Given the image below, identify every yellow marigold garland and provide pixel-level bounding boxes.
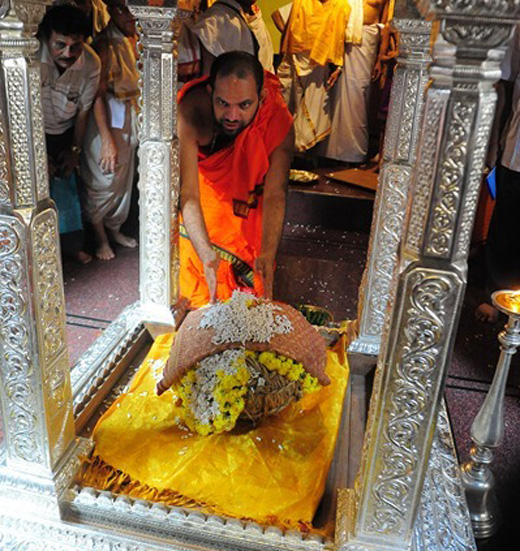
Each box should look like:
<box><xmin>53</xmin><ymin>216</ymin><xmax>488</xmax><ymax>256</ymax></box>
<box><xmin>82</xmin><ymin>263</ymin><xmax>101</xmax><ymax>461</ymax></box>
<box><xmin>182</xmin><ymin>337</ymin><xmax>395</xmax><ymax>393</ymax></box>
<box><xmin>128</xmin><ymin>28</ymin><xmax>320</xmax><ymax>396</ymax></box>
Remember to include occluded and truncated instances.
<box><xmin>176</xmin><ymin>350</ymin><xmax>321</xmax><ymax>436</ymax></box>
<box><xmin>256</xmin><ymin>351</ymin><xmax>321</xmax><ymax>394</ymax></box>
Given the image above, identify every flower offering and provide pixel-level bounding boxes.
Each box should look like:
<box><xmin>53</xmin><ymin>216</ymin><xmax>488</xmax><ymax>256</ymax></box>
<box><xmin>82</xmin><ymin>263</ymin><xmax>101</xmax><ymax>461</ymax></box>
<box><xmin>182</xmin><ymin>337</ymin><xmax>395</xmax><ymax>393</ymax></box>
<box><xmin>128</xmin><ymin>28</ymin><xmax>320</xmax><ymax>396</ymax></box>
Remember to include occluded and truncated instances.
<box><xmin>156</xmin><ymin>291</ymin><xmax>329</xmax><ymax>435</ymax></box>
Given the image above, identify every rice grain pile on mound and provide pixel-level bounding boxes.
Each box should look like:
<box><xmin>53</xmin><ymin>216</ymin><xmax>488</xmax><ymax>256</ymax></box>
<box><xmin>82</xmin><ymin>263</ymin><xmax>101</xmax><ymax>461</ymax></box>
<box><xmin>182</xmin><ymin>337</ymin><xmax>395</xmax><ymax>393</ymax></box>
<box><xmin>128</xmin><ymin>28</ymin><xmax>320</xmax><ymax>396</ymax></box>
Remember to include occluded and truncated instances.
<box><xmin>156</xmin><ymin>291</ymin><xmax>329</xmax><ymax>435</ymax></box>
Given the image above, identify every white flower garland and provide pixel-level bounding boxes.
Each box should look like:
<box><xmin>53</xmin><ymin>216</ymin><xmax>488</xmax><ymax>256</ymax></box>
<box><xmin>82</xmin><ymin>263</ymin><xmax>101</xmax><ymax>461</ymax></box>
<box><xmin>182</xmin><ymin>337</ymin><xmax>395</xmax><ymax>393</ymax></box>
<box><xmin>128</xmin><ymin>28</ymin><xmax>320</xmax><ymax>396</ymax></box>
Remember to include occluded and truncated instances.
<box><xmin>186</xmin><ymin>349</ymin><xmax>244</xmax><ymax>426</ymax></box>
<box><xmin>199</xmin><ymin>291</ymin><xmax>293</xmax><ymax>345</ymax></box>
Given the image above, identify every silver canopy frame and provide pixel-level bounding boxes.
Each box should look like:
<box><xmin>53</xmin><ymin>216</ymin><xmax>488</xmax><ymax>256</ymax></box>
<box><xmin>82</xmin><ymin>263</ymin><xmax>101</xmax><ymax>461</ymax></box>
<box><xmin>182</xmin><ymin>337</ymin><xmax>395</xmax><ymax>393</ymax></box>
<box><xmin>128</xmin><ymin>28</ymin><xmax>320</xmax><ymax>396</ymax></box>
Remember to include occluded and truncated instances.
<box><xmin>0</xmin><ymin>0</ymin><xmax>515</xmax><ymax>548</ymax></box>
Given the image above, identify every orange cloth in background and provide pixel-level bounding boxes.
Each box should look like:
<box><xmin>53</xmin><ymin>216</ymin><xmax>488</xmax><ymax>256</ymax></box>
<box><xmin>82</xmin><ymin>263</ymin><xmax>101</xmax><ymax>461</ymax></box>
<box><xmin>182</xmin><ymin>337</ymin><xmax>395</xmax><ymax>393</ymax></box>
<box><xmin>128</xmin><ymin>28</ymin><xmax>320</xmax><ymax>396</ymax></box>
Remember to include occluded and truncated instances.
<box><xmin>84</xmin><ymin>333</ymin><xmax>349</xmax><ymax>531</ymax></box>
<box><xmin>281</xmin><ymin>0</ymin><xmax>351</xmax><ymax>67</ymax></box>
<box><xmin>178</xmin><ymin>73</ymin><xmax>293</xmax><ymax>307</ymax></box>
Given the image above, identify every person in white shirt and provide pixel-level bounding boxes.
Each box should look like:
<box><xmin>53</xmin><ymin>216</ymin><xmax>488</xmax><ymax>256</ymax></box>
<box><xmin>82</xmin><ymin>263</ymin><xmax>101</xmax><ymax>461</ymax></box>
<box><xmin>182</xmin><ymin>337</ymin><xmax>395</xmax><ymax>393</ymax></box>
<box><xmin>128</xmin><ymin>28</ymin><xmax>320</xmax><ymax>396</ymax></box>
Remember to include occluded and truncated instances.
<box><xmin>38</xmin><ymin>4</ymin><xmax>101</xmax><ymax>264</ymax></box>
<box><xmin>188</xmin><ymin>0</ymin><xmax>274</xmax><ymax>75</ymax></box>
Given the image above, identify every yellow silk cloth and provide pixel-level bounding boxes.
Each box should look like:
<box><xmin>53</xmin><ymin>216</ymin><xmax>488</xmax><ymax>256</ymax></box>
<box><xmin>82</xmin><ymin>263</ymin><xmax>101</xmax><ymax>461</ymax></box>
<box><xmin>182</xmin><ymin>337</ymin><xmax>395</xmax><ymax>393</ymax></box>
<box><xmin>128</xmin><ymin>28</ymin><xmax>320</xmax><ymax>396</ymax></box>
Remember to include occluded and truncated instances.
<box><xmin>82</xmin><ymin>333</ymin><xmax>349</xmax><ymax>531</ymax></box>
<box><xmin>281</xmin><ymin>0</ymin><xmax>351</xmax><ymax>67</ymax></box>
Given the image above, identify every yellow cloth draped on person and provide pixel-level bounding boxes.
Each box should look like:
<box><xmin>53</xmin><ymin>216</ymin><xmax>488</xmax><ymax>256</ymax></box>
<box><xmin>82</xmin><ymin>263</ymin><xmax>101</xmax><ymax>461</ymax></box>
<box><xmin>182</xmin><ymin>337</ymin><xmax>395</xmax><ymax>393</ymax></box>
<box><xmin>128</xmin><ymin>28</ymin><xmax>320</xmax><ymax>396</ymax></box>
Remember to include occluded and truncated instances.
<box><xmin>81</xmin><ymin>333</ymin><xmax>349</xmax><ymax>531</ymax></box>
<box><xmin>281</xmin><ymin>0</ymin><xmax>351</xmax><ymax>67</ymax></box>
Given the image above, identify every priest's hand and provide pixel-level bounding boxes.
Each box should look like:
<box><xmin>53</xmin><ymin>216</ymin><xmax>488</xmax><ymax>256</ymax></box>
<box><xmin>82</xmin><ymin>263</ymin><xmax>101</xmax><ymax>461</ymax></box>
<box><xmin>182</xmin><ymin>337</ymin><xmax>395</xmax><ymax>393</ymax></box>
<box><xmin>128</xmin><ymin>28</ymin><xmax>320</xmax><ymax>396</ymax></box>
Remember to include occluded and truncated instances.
<box><xmin>203</xmin><ymin>249</ymin><xmax>220</xmax><ymax>303</ymax></box>
<box><xmin>255</xmin><ymin>254</ymin><xmax>274</xmax><ymax>300</ymax></box>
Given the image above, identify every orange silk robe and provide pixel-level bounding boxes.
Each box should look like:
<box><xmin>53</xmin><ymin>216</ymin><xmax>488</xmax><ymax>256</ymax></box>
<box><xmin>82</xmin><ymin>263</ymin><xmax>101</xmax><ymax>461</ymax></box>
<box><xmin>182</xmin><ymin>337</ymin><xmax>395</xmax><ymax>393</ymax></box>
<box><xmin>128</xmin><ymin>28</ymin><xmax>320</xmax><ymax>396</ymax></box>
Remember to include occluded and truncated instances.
<box><xmin>178</xmin><ymin>73</ymin><xmax>293</xmax><ymax>308</ymax></box>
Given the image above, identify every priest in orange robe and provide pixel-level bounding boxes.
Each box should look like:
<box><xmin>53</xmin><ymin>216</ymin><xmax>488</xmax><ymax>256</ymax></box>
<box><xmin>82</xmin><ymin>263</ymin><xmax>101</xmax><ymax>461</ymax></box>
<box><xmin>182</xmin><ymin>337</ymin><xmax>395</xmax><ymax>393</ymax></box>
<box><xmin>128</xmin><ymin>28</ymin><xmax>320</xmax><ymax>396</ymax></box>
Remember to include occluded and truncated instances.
<box><xmin>178</xmin><ymin>51</ymin><xmax>294</xmax><ymax>308</ymax></box>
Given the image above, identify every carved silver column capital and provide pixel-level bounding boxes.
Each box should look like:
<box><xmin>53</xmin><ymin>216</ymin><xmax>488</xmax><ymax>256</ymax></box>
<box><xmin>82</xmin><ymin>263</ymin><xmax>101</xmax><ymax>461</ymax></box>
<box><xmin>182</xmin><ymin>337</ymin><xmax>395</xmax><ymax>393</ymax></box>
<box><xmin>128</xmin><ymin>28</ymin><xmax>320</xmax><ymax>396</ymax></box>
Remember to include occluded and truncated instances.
<box><xmin>0</xmin><ymin>0</ymin><xmax>48</xmax><ymax>47</ymax></box>
<box><xmin>0</xmin><ymin>0</ymin><xmax>50</xmax><ymax>207</ymax></box>
<box><xmin>404</xmin><ymin>26</ymin><xmax>513</xmax><ymax>265</ymax></box>
<box><xmin>418</xmin><ymin>0</ymin><xmax>520</xmax><ymax>18</ymax></box>
<box><xmin>393</xmin><ymin>18</ymin><xmax>432</xmax><ymax>58</ymax></box>
<box><xmin>12</xmin><ymin>0</ymin><xmax>47</xmax><ymax>36</ymax></box>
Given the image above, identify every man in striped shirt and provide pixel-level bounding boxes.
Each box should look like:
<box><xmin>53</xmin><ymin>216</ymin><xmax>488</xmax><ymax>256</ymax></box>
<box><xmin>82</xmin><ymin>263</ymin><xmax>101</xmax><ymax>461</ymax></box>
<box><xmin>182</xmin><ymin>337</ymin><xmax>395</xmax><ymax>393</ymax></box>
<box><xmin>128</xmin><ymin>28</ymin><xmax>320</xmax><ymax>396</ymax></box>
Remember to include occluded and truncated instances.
<box><xmin>38</xmin><ymin>4</ymin><xmax>101</xmax><ymax>263</ymax></box>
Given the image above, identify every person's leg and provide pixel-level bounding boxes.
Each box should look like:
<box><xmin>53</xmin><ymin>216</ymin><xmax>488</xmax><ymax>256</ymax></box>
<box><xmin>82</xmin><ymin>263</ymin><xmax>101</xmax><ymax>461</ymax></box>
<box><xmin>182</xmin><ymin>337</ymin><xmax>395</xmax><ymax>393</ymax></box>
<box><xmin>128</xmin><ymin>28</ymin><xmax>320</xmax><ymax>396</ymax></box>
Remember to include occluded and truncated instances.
<box><xmin>60</xmin><ymin>230</ymin><xmax>92</xmax><ymax>264</ymax></box>
<box><xmin>47</xmin><ymin>130</ymin><xmax>92</xmax><ymax>265</ymax></box>
<box><xmin>319</xmin><ymin>25</ymin><xmax>380</xmax><ymax>163</ymax></box>
<box><xmin>107</xmin><ymin>227</ymin><xmax>137</xmax><ymax>248</ymax></box>
<box><xmin>92</xmin><ymin>221</ymin><xmax>115</xmax><ymax>260</ymax></box>
<box><xmin>103</xmin><ymin>108</ymin><xmax>138</xmax><ymax>251</ymax></box>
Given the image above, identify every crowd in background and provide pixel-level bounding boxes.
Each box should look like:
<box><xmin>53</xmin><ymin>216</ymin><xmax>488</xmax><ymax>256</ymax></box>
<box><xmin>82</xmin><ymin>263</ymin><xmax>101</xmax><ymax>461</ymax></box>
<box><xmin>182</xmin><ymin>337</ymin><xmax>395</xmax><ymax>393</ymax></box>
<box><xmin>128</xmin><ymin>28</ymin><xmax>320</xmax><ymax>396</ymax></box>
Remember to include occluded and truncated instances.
<box><xmin>40</xmin><ymin>0</ymin><xmax>397</xmax><ymax>266</ymax></box>
<box><xmin>40</xmin><ymin>0</ymin><xmax>138</xmax><ymax>263</ymax></box>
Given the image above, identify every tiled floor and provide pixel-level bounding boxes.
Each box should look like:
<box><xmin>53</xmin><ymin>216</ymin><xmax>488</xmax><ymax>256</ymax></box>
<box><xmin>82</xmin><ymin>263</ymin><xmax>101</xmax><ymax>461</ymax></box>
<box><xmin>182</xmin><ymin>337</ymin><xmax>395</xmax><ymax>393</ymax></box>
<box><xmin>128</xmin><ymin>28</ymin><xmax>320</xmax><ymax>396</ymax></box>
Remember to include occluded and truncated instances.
<box><xmin>62</xmin><ymin>169</ymin><xmax>520</xmax><ymax>548</ymax></box>
<box><xmin>63</xmin><ymin>245</ymin><xmax>139</xmax><ymax>365</ymax></box>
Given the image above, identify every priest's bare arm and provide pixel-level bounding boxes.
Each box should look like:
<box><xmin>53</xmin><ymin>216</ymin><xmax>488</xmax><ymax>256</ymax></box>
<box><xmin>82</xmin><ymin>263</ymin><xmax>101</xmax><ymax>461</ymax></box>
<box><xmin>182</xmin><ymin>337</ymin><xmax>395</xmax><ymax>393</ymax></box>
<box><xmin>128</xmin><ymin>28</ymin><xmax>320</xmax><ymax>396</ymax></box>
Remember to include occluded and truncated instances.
<box><xmin>256</xmin><ymin>125</ymin><xmax>295</xmax><ymax>299</ymax></box>
<box><xmin>178</xmin><ymin>95</ymin><xmax>220</xmax><ymax>303</ymax></box>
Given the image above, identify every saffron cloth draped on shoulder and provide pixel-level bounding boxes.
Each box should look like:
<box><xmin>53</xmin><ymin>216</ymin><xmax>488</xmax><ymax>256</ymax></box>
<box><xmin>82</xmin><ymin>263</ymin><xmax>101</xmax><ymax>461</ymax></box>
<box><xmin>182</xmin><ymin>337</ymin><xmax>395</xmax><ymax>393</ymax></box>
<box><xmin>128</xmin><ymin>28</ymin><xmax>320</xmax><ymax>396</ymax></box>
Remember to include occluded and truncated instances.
<box><xmin>177</xmin><ymin>73</ymin><xmax>293</xmax><ymax>308</ymax></box>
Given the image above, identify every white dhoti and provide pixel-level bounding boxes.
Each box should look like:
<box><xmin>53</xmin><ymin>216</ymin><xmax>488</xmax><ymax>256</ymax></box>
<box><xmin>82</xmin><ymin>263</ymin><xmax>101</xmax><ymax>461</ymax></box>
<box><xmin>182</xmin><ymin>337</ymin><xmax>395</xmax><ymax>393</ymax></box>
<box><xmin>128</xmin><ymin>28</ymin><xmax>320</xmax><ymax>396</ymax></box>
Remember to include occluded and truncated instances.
<box><xmin>320</xmin><ymin>24</ymin><xmax>380</xmax><ymax>163</ymax></box>
<box><xmin>278</xmin><ymin>53</ymin><xmax>331</xmax><ymax>152</ymax></box>
<box><xmin>81</xmin><ymin>99</ymin><xmax>137</xmax><ymax>230</ymax></box>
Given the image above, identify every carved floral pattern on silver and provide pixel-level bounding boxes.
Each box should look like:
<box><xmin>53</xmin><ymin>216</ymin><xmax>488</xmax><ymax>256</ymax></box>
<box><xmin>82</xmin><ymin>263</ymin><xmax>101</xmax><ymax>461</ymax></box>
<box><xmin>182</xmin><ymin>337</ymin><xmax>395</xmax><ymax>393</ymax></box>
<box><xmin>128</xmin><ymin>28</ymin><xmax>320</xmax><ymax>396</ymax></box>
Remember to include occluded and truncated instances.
<box><xmin>0</xmin><ymin>217</ymin><xmax>43</xmax><ymax>464</ymax></box>
<box><xmin>5</xmin><ymin>65</ymin><xmax>33</xmax><ymax>206</ymax></box>
<box><xmin>367</xmin><ymin>271</ymin><xmax>454</xmax><ymax>535</ymax></box>
<box><xmin>350</xmin><ymin>17</ymin><xmax>432</xmax><ymax>356</ymax></box>
<box><xmin>139</xmin><ymin>143</ymin><xmax>168</xmax><ymax>306</ymax></box>
<box><xmin>362</xmin><ymin>165</ymin><xmax>410</xmax><ymax>340</ymax></box>
<box><xmin>456</xmin><ymin>98</ymin><xmax>495</xmax><ymax>259</ymax></box>
<box><xmin>32</xmin><ymin>210</ymin><xmax>67</xmax><ymax>364</ymax></box>
<box><xmin>414</xmin><ymin>404</ymin><xmax>477</xmax><ymax>551</ymax></box>
<box><xmin>381</xmin><ymin>66</ymin><xmax>404</xmax><ymax>161</ymax></box>
<box><xmin>393</xmin><ymin>18</ymin><xmax>432</xmax><ymax>56</ymax></box>
<box><xmin>397</xmin><ymin>70</ymin><xmax>421</xmax><ymax>161</ymax></box>
<box><xmin>132</xmin><ymin>5</ymin><xmax>178</xmax><ymax>315</ymax></box>
<box><xmin>406</xmin><ymin>91</ymin><xmax>447</xmax><ymax>254</ymax></box>
<box><xmin>426</xmin><ymin>100</ymin><xmax>473</xmax><ymax>258</ymax></box>
<box><xmin>28</xmin><ymin>64</ymin><xmax>49</xmax><ymax>201</ymax></box>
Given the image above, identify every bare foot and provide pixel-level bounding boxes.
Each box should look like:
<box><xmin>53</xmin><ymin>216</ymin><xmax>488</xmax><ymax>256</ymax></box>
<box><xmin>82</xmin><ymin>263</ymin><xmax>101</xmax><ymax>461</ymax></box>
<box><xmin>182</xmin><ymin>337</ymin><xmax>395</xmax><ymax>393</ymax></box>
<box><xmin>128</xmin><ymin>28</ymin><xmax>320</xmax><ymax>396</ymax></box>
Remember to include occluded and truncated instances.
<box><xmin>96</xmin><ymin>242</ymin><xmax>115</xmax><ymax>261</ymax></box>
<box><xmin>475</xmin><ymin>303</ymin><xmax>498</xmax><ymax>323</ymax></box>
<box><xmin>72</xmin><ymin>250</ymin><xmax>92</xmax><ymax>265</ymax></box>
<box><xmin>110</xmin><ymin>230</ymin><xmax>137</xmax><ymax>248</ymax></box>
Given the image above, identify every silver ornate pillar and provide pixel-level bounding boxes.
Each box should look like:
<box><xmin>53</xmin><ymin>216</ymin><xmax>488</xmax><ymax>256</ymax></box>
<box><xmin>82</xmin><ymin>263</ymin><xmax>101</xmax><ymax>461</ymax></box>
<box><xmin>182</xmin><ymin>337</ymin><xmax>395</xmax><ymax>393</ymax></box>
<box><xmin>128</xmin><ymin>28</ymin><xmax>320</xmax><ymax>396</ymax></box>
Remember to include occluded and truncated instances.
<box><xmin>349</xmin><ymin>0</ymin><xmax>432</xmax><ymax>356</ymax></box>
<box><xmin>0</xmin><ymin>0</ymin><xmax>91</xmax><ymax>516</ymax></box>
<box><xmin>340</xmin><ymin>1</ymin><xmax>518</xmax><ymax>549</ymax></box>
<box><xmin>130</xmin><ymin>0</ymin><xmax>180</xmax><ymax>326</ymax></box>
<box><xmin>0</xmin><ymin>0</ymin><xmax>482</xmax><ymax>547</ymax></box>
